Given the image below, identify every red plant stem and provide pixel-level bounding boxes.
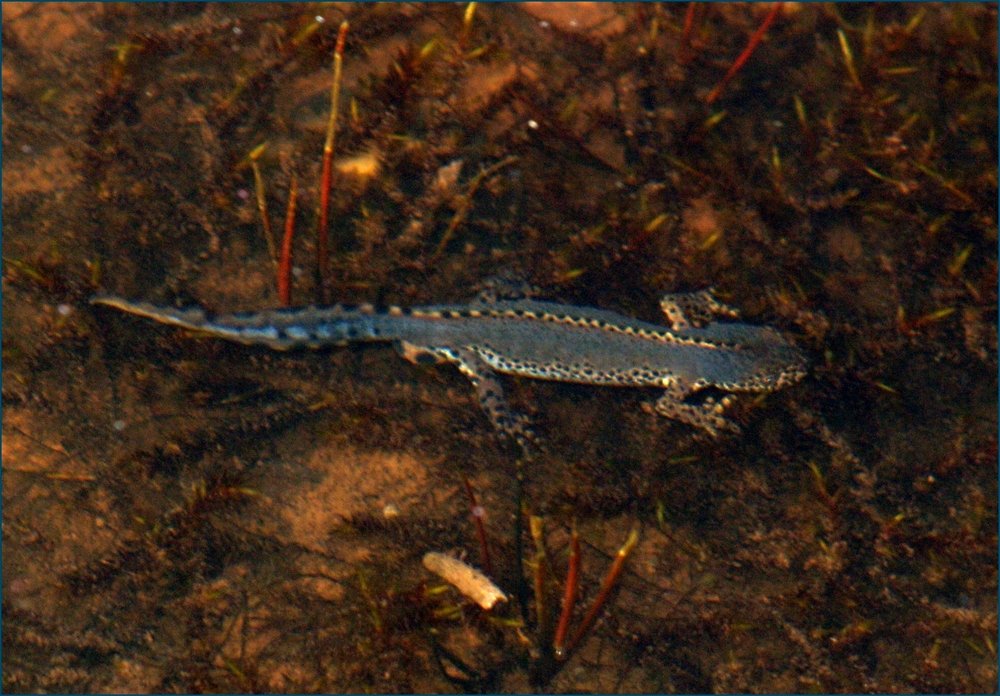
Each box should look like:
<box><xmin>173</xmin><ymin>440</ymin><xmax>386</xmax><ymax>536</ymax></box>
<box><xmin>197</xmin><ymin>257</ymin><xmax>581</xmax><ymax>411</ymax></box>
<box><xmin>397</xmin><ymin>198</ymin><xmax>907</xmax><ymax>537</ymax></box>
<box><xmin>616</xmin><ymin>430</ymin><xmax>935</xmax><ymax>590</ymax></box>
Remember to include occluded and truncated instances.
<box><xmin>316</xmin><ymin>20</ymin><xmax>349</xmax><ymax>303</ymax></box>
<box><xmin>316</xmin><ymin>154</ymin><xmax>332</xmax><ymax>302</ymax></box>
<box><xmin>679</xmin><ymin>2</ymin><xmax>697</xmax><ymax>65</ymax></box>
<box><xmin>553</xmin><ymin>528</ymin><xmax>581</xmax><ymax>659</ymax></box>
<box><xmin>463</xmin><ymin>477</ymin><xmax>492</xmax><ymax>576</ymax></box>
<box><xmin>705</xmin><ymin>2</ymin><xmax>783</xmax><ymax>105</ymax></box>
<box><xmin>565</xmin><ymin>527</ymin><xmax>639</xmax><ymax>658</ymax></box>
<box><xmin>278</xmin><ymin>175</ymin><xmax>297</xmax><ymax>307</ymax></box>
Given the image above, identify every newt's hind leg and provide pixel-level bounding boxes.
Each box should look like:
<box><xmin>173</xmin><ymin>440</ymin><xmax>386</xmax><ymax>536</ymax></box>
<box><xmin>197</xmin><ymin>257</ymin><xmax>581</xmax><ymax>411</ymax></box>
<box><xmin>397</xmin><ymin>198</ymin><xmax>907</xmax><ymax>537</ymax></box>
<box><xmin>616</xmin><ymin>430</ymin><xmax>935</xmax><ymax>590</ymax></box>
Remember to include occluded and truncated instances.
<box><xmin>652</xmin><ymin>381</ymin><xmax>739</xmax><ymax>437</ymax></box>
<box><xmin>398</xmin><ymin>341</ymin><xmax>535</xmax><ymax>448</ymax></box>
<box><xmin>659</xmin><ymin>288</ymin><xmax>740</xmax><ymax>330</ymax></box>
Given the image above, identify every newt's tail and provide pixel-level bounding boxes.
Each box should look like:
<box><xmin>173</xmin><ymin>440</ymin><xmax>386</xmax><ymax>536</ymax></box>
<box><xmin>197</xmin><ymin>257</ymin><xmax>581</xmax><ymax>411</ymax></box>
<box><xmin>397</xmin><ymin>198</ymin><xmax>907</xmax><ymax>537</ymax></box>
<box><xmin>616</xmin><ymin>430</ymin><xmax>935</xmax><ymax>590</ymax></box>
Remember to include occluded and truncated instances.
<box><xmin>90</xmin><ymin>295</ymin><xmax>387</xmax><ymax>350</ymax></box>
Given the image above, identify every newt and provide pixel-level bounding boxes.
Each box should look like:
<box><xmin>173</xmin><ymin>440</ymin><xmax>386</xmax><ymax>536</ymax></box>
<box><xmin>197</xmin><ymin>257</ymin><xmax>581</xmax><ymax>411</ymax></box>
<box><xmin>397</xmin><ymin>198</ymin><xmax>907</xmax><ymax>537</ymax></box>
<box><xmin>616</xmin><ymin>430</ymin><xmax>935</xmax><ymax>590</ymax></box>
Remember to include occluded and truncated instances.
<box><xmin>91</xmin><ymin>288</ymin><xmax>806</xmax><ymax>441</ymax></box>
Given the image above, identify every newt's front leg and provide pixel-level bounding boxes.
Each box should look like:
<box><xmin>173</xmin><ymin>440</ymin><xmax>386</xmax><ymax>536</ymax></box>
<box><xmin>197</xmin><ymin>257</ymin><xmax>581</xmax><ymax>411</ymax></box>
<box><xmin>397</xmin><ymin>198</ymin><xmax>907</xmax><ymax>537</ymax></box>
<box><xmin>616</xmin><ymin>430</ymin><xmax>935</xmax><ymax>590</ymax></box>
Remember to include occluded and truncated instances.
<box><xmin>659</xmin><ymin>288</ymin><xmax>740</xmax><ymax>330</ymax></box>
<box><xmin>652</xmin><ymin>380</ymin><xmax>738</xmax><ymax>437</ymax></box>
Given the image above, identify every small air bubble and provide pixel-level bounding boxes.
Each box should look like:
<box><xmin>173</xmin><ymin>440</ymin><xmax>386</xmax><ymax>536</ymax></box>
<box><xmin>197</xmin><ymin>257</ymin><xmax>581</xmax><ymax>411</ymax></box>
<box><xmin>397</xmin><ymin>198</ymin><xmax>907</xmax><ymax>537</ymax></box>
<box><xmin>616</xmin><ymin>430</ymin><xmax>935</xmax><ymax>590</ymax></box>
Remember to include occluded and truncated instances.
<box><xmin>315</xmin><ymin>15</ymin><xmax>325</xmax><ymax>23</ymax></box>
<box><xmin>471</xmin><ymin>505</ymin><xmax>486</xmax><ymax>519</ymax></box>
<box><xmin>232</xmin><ymin>25</ymin><xmax>243</xmax><ymax>35</ymax></box>
<box><xmin>56</xmin><ymin>303</ymin><xmax>72</xmax><ymax>316</ymax></box>
<box><xmin>112</xmin><ymin>419</ymin><xmax>126</xmax><ymax>432</ymax></box>
<box><xmin>236</xmin><ymin>188</ymin><xmax>250</xmax><ymax>201</ymax></box>
<box><xmin>527</xmin><ymin>119</ymin><xmax>539</xmax><ymax>130</ymax></box>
